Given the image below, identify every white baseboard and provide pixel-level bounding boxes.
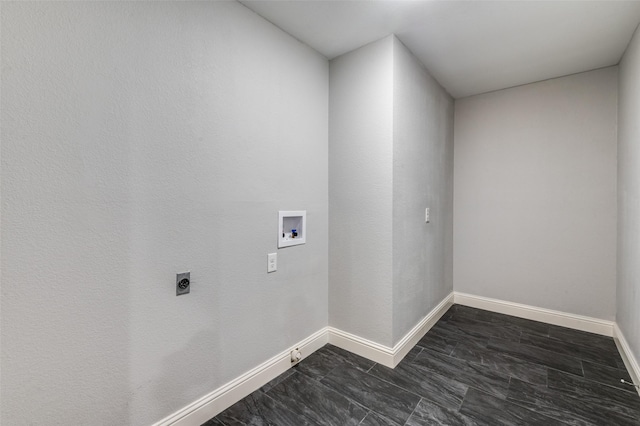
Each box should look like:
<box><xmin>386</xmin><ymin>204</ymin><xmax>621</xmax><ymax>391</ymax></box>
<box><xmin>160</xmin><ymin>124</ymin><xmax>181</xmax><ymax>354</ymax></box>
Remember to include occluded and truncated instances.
<box><xmin>328</xmin><ymin>292</ymin><xmax>454</xmax><ymax>368</ymax></box>
<box><xmin>451</xmin><ymin>292</ymin><xmax>639</xmax><ymax>395</ymax></box>
<box><xmin>160</xmin><ymin>291</ymin><xmax>631</xmax><ymax>425</ymax></box>
<box><xmin>152</xmin><ymin>291</ymin><xmax>636</xmax><ymax>426</ymax></box>
<box><xmin>389</xmin><ymin>292</ymin><xmax>455</xmax><ymax>367</ymax></box>
<box><xmin>326</xmin><ymin>327</ymin><xmax>395</xmax><ymax>367</ymax></box>
<box><xmin>152</xmin><ymin>292</ymin><xmax>454</xmax><ymax>425</ymax></box>
<box><xmin>153</xmin><ymin>327</ymin><xmax>328</xmax><ymax>426</ymax></box>
<box><xmin>613</xmin><ymin>323</ymin><xmax>640</xmax><ymax>397</ymax></box>
<box><xmin>453</xmin><ymin>292</ymin><xmax>614</xmax><ymax>337</ymax></box>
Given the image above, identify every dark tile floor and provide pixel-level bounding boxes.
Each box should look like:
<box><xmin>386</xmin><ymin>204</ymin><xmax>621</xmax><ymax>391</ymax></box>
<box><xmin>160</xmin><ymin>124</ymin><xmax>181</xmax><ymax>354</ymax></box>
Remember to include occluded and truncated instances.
<box><xmin>203</xmin><ymin>304</ymin><xmax>640</xmax><ymax>425</ymax></box>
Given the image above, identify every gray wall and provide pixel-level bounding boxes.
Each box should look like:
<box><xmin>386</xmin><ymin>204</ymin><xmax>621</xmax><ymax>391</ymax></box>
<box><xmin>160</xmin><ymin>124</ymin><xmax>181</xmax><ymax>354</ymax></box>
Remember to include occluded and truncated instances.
<box><xmin>329</xmin><ymin>36</ymin><xmax>395</xmax><ymax>346</ymax></box>
<box><xmin>392</xmin><ymin>39</ymin><xmax>454</xmax><ymax>345</ymax></box>
<box><xmin>453</xmin><ymin>67</ymin><xmax>618</xmax><ymax>320</ymax></box>
<box><xmin>618</xmin><ymin>26</ymin><xmax>640</xmax><ymax>361</ymax></box>
<box><xmin>329</xmin><ymin>36</ymin><xmax>454</xmax><ymax>348</ymax></box>
<box><xmin>1</xmin><ymin>2</ymin><xmax>328</xmax><ymax>425</ymax></box>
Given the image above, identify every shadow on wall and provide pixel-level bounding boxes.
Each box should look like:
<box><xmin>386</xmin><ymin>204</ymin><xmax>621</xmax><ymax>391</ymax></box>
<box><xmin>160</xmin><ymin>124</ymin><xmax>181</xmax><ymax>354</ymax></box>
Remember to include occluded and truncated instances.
<box><xmin>150</xmin><ymin>329</ymin><xmax>222</xmax><ymax>423</ymax></box>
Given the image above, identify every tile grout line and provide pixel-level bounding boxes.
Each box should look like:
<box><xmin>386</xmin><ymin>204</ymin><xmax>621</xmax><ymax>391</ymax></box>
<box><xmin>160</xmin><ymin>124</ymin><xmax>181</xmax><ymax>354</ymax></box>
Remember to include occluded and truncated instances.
<box><xmin>418</xmin><ymin>344</ymin><xmax>512</xmax><ymax>385</ymax></box>
<box><xmin>323</xmin><ymin>347</ymin><xmax>433</xmax><ymax>424</ymax></box>
<box><xmin>355</xmin><ymin>411</ymin><xmax>369</xmax><ymax>426</ymax></box>
<box><xmin>363</xmin><ymin>367</ymin><xmax>423</xmax><ymax>400</ymax></box>
<box><xmin>547</xmin><ymin>365</ymin><xmax>640</xmax><ymax>396</ymax></box>
<box><xmin>545</xmin><ymin>367</ymin><xmax>549</xmax><ymax>389</ymax></box>
<box><xmin>448</xmin><ymin>343</ymin><xmax>458</xmax><ymax>356</ymax></box>
<box><xmin>401</xmin><ymin>397</ymin><xmax>422</xmax><ymax>426</ymax></box>
<box><xmin>414</xmin><ymin>346</ymin><xmax>424</xmax><ymax>361</ymax></box>
<box><xmin>457</xmin><ymin>385</ymin><xmax>470</xmax><ymax>411</ymax></box>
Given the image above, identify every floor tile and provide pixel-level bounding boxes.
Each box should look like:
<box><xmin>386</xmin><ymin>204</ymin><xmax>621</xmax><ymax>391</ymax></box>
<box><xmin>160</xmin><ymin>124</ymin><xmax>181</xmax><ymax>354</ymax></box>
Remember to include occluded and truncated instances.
<box><xmin>405</xmin><ymin>398</ymin><xmax>479</xmax><ymax>426</ymax></box>
<box><xmin>398</xmin><ymin>344</ymin><xmax>423</xmax><ymax>365</ymax></box>
<box><xmin>358</xmin><ymin>411</ymin><xmax>401</xmax><ymax>426</ymax></box>
<box><xmin>444</xmin><ymin>314</ymin><xmax>523</xmax><ymax>342</ymax></box>
<box><xmin>209</xmin><ymin>305</ymin><xmax>640</xmax><ymax>426</ymax></box>
<box><xmin>293</xmin><ymin>346</ymin><xmax>347</xmax><ymax>380</ymax></box>
<box><xmin>415</xmin><ymin>330</ymin><xmax>459</xmax><ymax>355</ymax></box>
<box><xmin>487</xmin><ymin>337</ymin><xmax>584</xmax><ymax>376</ymax></box>
<box><xmin>520</xmin><ymin>332</ymin><xmax>621</xmax><ymax>368</ymax></box>
<box><xmin>475</xmin><ymin>311</ymin><xmax>550</xmax><ymax>337</ymax></box>
<box><xmin>547</xmin><ymin>368</ymin><xmax>640</xmax><ymax>419</ymax></box>
<box><xmin>412</xmin><ymin>347</ymin><xmax>511</xmax><ymax>399</ymax></box>
<box><xmin>547</xmin><ymin>325</ymin><xmax>619</xmax><ymax>353</ymax></box>
<box><xmin>325</xmin><ymin>344</ymin><xmax>376</xmax><ymax>372</ymax></box>
<box><xmin>444</xmin><ymin>304</ymin><xmax>482</xmax><ymax>320</ymax></box>
<box><xmin>368</xmin><ymin>360</ymin><xmax>468</xmax><ymax>410</ymax></box>
<box><xmin>200</xmin><ymin>417</ymin><xmax>225</xmax><ymax>426</ymax></box>
<box><xmin>581</xmin><ymin>360</ymin><xmax>634</xmax><ymax>391</ymax></box>
<box><xmin>450</xmin><ymin>306</ymin><xmax>550</xmax><ymax>338</ymax></box>
<box><xmin>508</xmin><ymin>377</ymin><xmax>639</xmax><ymax>426</ymax></box>
<box><xmin>259</xmin><ymin>368</ymin><xmax>295</xmax><ymax>393</ymax></box>
<box><xmin>451</xmin><ymin>340</ymin><xmax>548</xmax><ymax>385</ymax></box>
<box><xmin>618</xmin><ymin>357</ymin><xmax>630</xmax><ymax>370</ymax></box>
<box><xmin>432</xmin><ymin>317</ymin><xmax>520</xmax><ymax>344</ymax></box>
<box><xmin>460</xmin><ymin>387</ymin><xmax>564</xmax><ymax>426</ymax></box>
<box><xmin>447</xmin><ymin>338</ymin><xmax>486</xmax><ymax>361</ymax></box>
<box><xmin>439</xmin><ymin>305</ymin><xmax>457</xmax><ymax>322</ymax></box>
<box><xmin>427</xmin><ymin>322</ymin><xmax>490</xmax><ymax>347</ymax></box>
<box><xmin>216</xmin><ymin>390</ymin><xmax>319</xmax><ymax>426</ymax></box>
<box><xmin>320</xmin><ymin>365</ymin><xmax>420</xmax><ymax>425</ymax></box>
<box><xmin>211</xmin><ymin>417</ymin><xmax>244</xmax><ymax>426</ymax></box>
<box><xmin>267</xmin><ymin>371</ymin><xmax>367</xmax><ymax>425</ymax></box>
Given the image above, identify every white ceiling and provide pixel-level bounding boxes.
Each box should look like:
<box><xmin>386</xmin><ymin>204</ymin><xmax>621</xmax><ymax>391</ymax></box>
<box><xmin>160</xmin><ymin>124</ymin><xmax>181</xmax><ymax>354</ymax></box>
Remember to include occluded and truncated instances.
<box><xmin>240</xmin><ymin>0</ymin><xmax>640</xmax><ymax>98</ymax></box>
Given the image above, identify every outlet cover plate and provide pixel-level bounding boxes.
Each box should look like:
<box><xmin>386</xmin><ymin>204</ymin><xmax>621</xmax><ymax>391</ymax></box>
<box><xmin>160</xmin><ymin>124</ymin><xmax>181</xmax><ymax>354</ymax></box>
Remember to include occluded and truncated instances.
<box><xmin>176</xmin><ymin>272</ymin><xmax>190</xmax><ymax>296</ymax></box>
<box><xmin>267</xmin><ymin>253</ymin><xmax>277</xmax><ymax>273</ymax></box>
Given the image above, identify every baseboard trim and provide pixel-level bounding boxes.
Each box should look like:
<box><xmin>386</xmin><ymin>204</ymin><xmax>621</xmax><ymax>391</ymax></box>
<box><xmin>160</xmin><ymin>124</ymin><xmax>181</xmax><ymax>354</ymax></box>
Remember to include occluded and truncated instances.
<box><xmin>153</xmin><ymin>327</ymin><xmax>328</xmax><ymax>426</ymax></box>
<box><xmin>151</xmin><ymin>291</ymin><xmax>633</xmax><ymax>425</ymax></box>
<box><xmin>157</xmin><ymin>291</ymin><xmax>640</xmax><ymax>425</ymax></box>
<box><xmin>451</xmin><ymin>293</ymin><xmax>639</xmax><ymax>395</ymax></box>
<box><xmin>153</xmin><ymin>292</ymin><xmax>454</xmax><ymax>425</ymax></box>
<box><xmin>389</xmin><ymin>292</ymin><xmax>454</xmax><ymax>367</ymax></box>
<box><xmin>328</xmin><ymin>292</ymin><xmax>454</xmax><ymax>368</ymax></box>
<box><xmin>613</xmin><ymin>323</ymin><xmax>640</xmax><ymax>397</ymax></box>
<box><xmin>453</xmin><ymin>292</ymin><xmax>614</xmax><ymax>337</ymax></box>
<box><xmin>327</xmin><ymin>327</ymin><xmax>394</xmax><ymax>366</ymax></box>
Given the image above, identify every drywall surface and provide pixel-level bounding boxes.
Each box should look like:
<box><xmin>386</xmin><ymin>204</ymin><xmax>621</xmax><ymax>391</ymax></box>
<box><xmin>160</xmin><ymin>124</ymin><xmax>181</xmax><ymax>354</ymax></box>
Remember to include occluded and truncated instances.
<box><xmin>391</xmin><ymin>39</ymin><xmax>454</xmax><ymax>345</ymax></box>
<box><xmin>454</xmin><ymin>67</ymin><xmax>617</xmax><ymax>320</ymax></box>
<box><xmin>1</xmin><ymin>2</ymin><xmax>328</xmax><ymax>425</ymax></box>
<box><xmin>618</xmin><ymin>26</ymin><xmax>640</xmax><ymax>361</ymax></box>
<box><xmin>329</xmin><ymin>37</ymin><xmax>394</xmax><ymax>347</ymax></box>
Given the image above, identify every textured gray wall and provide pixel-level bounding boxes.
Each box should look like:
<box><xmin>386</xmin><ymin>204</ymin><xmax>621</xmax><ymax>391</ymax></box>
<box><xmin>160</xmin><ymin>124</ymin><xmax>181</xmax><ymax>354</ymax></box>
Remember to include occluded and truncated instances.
<box><xmin>618</xmin><ymin>26</ymin><xmax>640</xmax><ymax>363</ymax></box>
<box><xmin>329</xmin><ymin>36</ymin><xmax>454</xmax><ymax>348</ymax></box>
<box><xmin>454</xmin><ymin>67</ymin><xmax>618</xmax><ymax>320</ymax></box>
<box><xmin>328</xmin><ymin>37</ymin><xmax>395</xmax><ymax>347</ymax></box>
<box><xmin>392</xmin><ymin>39</ymin><xmax>454</xmax><ymax>345</ymax></box>
<box><xmin>1</xmin><ymin>2</ymin><xmax>328</xmax><ymax>425</ymax></box>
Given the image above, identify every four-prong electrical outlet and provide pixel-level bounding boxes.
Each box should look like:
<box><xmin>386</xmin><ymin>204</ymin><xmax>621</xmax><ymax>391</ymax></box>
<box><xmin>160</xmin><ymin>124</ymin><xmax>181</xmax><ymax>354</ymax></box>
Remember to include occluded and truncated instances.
<box><xmin>176</xmin><ymin>272</ymin><xmax>190</xmax><ymax>296</ymax></box>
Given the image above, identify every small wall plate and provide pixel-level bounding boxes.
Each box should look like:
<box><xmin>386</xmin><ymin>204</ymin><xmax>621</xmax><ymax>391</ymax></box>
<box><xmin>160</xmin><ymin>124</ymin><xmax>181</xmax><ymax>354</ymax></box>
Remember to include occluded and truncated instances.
<box><xmin>176</xmin><ymin>272</ymin><xmax>190</xmax><ymax>296</ymax></box>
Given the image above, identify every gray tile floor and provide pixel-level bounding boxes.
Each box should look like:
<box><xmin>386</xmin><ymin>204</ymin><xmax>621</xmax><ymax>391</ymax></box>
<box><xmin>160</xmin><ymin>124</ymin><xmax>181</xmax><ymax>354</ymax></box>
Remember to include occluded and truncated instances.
<box><xmin>203</xmin><ymin>304</ymin><xmax>640</xmax><ymax>425</ymax></box>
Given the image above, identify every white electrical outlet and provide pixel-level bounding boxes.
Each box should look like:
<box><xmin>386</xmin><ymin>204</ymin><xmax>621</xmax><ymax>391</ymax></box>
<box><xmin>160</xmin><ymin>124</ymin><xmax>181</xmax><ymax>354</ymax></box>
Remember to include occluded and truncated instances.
<box><xmin>425</xmin><ymin>208</ymin><xmax>430</xmax><ymax>223</ymax></box>
<box><xmin>267</xmin><ymin>253</ymin><xmax>277</xmax><ymax>273</ymax></box>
